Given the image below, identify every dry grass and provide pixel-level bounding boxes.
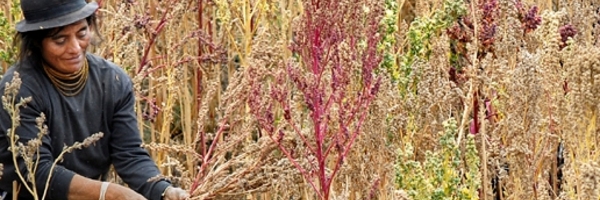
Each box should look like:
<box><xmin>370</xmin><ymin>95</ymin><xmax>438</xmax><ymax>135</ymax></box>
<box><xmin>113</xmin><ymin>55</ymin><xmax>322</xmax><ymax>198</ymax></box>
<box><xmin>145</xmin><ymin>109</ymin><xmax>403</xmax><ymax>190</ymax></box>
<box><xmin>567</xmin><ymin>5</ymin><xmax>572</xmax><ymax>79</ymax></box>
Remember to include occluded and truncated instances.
<box><xmin>2</xmin><ymin>0</ymin><xmax>600</xmax><ymax>199</ymax></box>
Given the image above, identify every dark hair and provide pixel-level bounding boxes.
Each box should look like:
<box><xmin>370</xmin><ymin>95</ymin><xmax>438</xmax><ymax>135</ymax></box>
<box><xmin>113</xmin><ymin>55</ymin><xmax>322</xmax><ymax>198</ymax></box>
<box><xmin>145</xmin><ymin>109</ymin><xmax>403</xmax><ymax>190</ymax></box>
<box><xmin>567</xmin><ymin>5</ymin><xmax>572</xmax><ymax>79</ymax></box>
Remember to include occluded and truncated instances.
<box><xmin>13</xmin><ymin>13</ymin><xmax>102</xmax><ymax>67</ymax></box>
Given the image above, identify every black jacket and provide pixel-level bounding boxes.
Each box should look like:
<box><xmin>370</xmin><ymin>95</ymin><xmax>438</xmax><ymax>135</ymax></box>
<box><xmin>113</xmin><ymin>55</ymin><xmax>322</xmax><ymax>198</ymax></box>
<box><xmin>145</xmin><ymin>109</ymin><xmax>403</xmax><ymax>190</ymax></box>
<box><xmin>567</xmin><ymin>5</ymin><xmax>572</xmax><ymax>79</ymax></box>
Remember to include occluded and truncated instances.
<box><xmin>0</xmin><ymin>53</ymin><xmax>170</xmax><ymax>200</ymax></box>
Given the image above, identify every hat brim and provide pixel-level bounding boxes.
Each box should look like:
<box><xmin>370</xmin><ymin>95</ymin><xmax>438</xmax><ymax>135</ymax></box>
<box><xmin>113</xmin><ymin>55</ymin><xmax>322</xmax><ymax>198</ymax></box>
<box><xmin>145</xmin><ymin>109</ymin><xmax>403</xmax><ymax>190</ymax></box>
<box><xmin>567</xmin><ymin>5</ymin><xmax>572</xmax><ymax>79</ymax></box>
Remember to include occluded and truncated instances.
<box><xmin>16</xmin><ymin>2</ymin><xmax>99</xmax><ymax>33</ymax></box>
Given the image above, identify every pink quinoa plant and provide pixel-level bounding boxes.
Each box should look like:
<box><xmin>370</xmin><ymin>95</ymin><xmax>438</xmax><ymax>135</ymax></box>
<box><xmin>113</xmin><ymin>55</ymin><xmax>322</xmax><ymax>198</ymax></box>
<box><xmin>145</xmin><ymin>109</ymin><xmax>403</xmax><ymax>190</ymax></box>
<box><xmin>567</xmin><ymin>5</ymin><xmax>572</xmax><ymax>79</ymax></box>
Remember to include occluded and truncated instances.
<box><xmin>515</xmin><ymin>0</ymin><xmax>541</xmax><ymax>35</ymax></box>
<box><xmin>559</xmin><ymin>24</ymin><xmax>577</xmax><ymax>50</ymax></box>
<box><xmin>248</xmin><ymin>0</ymin><xmax>383</xmax><ymax>199</ymax></box>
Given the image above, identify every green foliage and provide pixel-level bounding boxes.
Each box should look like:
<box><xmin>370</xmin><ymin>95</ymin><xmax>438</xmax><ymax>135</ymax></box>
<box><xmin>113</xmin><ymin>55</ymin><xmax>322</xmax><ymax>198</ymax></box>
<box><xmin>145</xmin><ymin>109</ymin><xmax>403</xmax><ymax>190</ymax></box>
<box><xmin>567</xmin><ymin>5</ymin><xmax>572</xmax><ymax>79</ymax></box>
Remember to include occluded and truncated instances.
<box><xmin>393</xmin><ymin>0</ymin><xmax>466</xmax><ymax>95</ymax></box>
<box><xmin>0</xmin><ymin>0</ymin><xmax>21</xmax><ymax>72</ymax></box>
<box><xmin>378</xmin><ymin>0</ymin><xmax>399</xmax><ymax>75</ymax></box>
<box><xmin>395</xmin><ymin>118</ymin><xmax>481</xmax><ymax>200</ymax></box>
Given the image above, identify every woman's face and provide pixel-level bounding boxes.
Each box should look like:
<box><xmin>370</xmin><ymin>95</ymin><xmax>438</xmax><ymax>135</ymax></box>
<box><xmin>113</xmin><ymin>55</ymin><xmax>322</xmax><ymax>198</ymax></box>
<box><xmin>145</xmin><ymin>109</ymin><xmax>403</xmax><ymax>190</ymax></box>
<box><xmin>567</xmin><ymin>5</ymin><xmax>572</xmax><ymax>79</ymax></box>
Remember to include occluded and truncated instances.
<box><xmin>41</xmin><ymin>19</ymin><xmax>91</xmax><ymax>74</ymax></box>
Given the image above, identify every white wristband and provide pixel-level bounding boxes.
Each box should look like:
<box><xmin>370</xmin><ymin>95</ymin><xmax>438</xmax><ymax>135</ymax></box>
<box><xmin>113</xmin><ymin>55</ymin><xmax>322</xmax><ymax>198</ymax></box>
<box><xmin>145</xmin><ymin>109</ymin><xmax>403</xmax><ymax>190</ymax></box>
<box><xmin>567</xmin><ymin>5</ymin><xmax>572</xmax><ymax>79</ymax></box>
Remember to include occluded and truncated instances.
<box><xmin>161</xmin><ymin>186</ymin><xmax>172</xmax><ymax>199</ymax></box>
<box><xmin>99</xmin><ymin>182</ymin><xmax>109</xmax><ymax>200</ymax></box>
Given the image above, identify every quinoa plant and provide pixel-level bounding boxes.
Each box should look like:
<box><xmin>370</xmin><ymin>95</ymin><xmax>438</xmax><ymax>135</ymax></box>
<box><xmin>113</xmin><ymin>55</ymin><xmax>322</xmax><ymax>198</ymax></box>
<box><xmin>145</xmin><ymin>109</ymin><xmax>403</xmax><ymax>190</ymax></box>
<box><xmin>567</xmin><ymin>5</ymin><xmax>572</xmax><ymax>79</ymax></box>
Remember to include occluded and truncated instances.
<box><xmin>3</xmin><ymin>72</ymin><xmax>39</xmax><ymax>198</ymax></box>
<box><xmin>2</xmin><ymin>72</ymin><xmax>103</xmax><ymax>199</ymax></box>
<box><xmin>93</xmin><ymin>0</ymin><xmax>291</xmax><ymax>198</ymax></box>
<box><xmin>0</xmin><ymin>0</ymin><xmax>20</xmax><ymax>73</ymax></box>
<box><xmin>558</xmin><ymin>24</ymin><xmax>577</xmax><ymax>50</ymax></box>
<box><xmin>1</xmin><ymin>0</ymin><xmax>598</xmax><ymax>198</ymax></box>
<box><xmin>249</xmin><ymin>0</ymin><xmax>383</xmax><ymax>199</ymax></box>
<box><xmin>395</xmin><ymin>0</ymin><xmax>466</xmax><ymax>95</ymax></box>
<box><xmin>514</xmin><ymin>0</ymin><xmax>542</xmax><ymax>35</ymax></box>
<box><xmin>378</xmin><ymin>0</ymin><xmax>399</xmax><ymax>75</ymax></box>
<box><xmin>395</xmin><ymin>118</ymin><xmax>480</xmax><ymax>200</ymax></box>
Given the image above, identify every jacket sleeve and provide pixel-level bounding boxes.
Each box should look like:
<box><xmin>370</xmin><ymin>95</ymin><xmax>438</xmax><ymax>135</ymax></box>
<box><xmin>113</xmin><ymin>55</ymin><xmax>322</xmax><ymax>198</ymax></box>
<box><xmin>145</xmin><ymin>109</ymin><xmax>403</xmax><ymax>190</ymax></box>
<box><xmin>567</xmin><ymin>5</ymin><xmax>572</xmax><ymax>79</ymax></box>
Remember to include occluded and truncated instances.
<box><xmin>0</xmin><ymin>80</ymin><xmax>75</xmax><ymax>200</ymax></box>
<box><xmin>109</xmin><ymin>72</ymin><xmax>170</xmax><ymax>200</ymax></box>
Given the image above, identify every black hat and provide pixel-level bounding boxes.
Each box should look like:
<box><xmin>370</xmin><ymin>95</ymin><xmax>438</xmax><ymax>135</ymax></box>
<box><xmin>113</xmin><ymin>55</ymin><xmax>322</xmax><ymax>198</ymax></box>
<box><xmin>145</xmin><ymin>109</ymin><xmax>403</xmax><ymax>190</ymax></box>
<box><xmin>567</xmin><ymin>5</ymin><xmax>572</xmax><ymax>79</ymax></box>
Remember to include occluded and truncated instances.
<box><xmin>16</xmin><ymin>0</ymin><xmax>98</xmax><ymax>33</ymax></box>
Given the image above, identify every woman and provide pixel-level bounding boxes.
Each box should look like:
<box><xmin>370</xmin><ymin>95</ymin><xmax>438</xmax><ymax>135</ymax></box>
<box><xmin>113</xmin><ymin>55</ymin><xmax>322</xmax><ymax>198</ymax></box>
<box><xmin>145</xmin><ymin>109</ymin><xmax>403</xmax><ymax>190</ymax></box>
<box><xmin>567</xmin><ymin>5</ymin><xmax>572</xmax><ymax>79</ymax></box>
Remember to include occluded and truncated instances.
<box><xmin>0</xmin><ymin>0</ymin><xmax>189</xmax><ymax>199</ymax></box>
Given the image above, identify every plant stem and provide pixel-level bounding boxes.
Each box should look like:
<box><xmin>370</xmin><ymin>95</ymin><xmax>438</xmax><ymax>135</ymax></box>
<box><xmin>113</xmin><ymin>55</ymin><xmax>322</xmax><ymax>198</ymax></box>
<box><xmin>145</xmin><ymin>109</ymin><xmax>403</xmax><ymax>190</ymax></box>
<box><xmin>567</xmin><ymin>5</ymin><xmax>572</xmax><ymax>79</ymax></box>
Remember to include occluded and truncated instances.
<box><xmin>137</xmin><ymin>0</ymin><xmax>173</xmax><ymax>74</ymax></box>
<box><xmin>481</xmin><ymin>103</ymin><xmax>489</xmax><ymax>200</ymax></box>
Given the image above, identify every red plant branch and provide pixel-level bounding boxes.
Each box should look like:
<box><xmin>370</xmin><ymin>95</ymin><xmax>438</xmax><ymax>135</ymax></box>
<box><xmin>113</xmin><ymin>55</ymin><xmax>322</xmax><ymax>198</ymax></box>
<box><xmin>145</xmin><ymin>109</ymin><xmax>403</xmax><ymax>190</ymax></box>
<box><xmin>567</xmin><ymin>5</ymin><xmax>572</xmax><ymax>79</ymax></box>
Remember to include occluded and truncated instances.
<box><xmin>137</xmin><ymin>0</ymin><xmax>174</xmax><ymax>74</ymax></box>
<box><xmin>189</xmin><ymin>116</ymin><xmax>230</xmax><ymax>194</ymax></box>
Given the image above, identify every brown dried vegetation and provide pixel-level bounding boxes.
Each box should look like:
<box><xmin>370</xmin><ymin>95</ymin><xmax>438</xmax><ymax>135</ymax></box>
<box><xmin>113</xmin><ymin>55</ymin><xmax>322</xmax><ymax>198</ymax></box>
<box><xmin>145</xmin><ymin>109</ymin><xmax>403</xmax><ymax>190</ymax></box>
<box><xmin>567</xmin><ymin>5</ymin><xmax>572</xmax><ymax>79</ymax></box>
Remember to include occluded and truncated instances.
<box><xmin>1</xmin><ymin>0</ymin><xmax>600</xmax><ymax>199</ymax></box>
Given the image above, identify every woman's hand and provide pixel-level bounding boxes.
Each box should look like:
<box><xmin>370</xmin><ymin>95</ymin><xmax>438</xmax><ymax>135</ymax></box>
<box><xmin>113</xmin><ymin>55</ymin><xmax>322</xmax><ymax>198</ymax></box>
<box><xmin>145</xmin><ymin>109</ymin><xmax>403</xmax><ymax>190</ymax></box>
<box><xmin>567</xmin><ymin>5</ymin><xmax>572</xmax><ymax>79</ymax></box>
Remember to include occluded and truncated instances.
<box><xmin>163</xmin><ymin>187</ymin><xmax>190</xmax><ymax>200</ymax></box>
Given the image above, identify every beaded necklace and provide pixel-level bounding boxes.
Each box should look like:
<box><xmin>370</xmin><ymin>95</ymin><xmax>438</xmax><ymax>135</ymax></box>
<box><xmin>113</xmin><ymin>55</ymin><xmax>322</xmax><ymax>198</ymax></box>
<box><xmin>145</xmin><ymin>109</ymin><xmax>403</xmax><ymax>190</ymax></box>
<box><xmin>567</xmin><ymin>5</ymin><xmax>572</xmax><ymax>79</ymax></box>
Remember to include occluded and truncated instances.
<box><xmin>43</xmin><ymin>58</ymin><xmax>89</xmax><ymax>97</ymax></box>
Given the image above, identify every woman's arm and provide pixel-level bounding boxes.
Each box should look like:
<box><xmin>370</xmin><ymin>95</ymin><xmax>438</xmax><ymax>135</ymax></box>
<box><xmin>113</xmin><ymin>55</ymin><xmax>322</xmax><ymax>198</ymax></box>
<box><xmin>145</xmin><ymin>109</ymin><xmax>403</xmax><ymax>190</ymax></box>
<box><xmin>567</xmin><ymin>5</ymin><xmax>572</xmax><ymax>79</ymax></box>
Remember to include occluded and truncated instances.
<box><xmin>68</xmin><ymin>174</ymin><xmax>145</xmax><ymax>200</ymax></box>
<box><xmin>108</xmin><ymin>71</ymin><xmax>172</xmax><ymax>200</ymax></box>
